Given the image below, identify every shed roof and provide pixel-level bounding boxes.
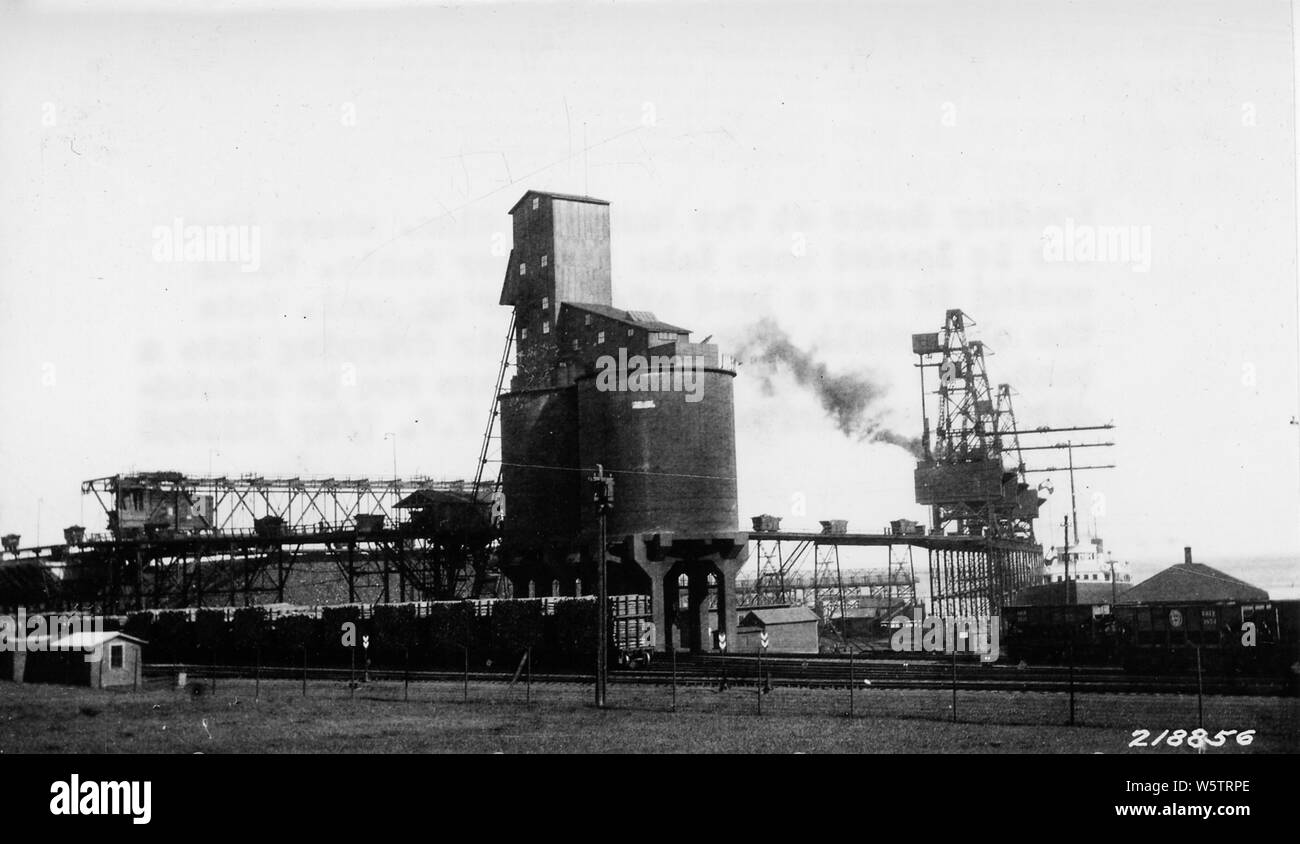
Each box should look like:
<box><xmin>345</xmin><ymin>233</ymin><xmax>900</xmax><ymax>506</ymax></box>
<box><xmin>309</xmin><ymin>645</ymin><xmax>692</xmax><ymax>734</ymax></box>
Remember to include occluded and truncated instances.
<box><xmin>500</xmin><ymin>249</ymin><xmax>522</xmax><ymax>306</ymax></box>
<box><xmin>738</xmin><ymin>606</ymin><xmax>821</xmax><ymax>627</ymax></box>
<box><xmin>50</xmin><ymin>631</ymin><xmax>147</xmax><ymax>649</ymax></box>
<box><xmin>837</xmin><ymin>601</ymin><xmax>899</xmax><ymax>619</ymax></box>
<box><xmin>509</xmin><ymin>190</ymin><xmax>610</xmax><ymax>216</ymax></box>
<box><xmin>842</xmin><ymin>596</ymin><xmax>898</xmax><ymax>611</ymax></box>
<box><xmin>1117</xmin><ymin>562</ymin><xmax>1269</xmax><ymax>604</ymax></box>
<box><xmin>395</xmin><ymin>489</ymin><xmax>481</xmax><ymax>509</ymax></box>
<box><xmin>562</xmin><ymin>302</ymin><xmax>690</xmax><ymax>334</ymax></box>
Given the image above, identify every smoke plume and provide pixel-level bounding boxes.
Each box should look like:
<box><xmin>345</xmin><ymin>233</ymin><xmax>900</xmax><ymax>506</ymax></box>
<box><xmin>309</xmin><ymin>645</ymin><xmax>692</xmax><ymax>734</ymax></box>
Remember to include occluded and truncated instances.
<box><xmin>740</xmin><ymin>318</ymin><xmax>924</xmax><ymax>457</ymax></box>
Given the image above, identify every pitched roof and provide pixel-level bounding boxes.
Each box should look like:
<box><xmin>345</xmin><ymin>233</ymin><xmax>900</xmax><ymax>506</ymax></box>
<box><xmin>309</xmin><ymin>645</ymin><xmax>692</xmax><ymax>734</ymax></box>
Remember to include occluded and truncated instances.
<box><xmin>395</xmin><ymin>489</ymin><xmax>482</xmax><ymax>508</ymax></box>
<box><xmin>50</xmin><ymin>630</ymin><xmax>147</xmax><ymax>649</ymax></box>
<box><xmin>738</xmin><ymin>606</ymin><xmax>821</xmax><ymax>627</ymax></box>
<box><xmin>1118</xmin><ymin>562</ymin><xmax>1269</xmax><ymax>604</ymax></box>
<box><xmin>508</xmin><ymin>190</ymin><xmax>610</xmax><ymax>215</ymax></box>
<box><xmin>837</xmin><ymin>599</ymin><xmax>900</xmax><ymax>618</ymax></box>
<box><xmin>561</xmin><ymin>302</ymin><xmax>690</xmax><ymax>334</ymax></box>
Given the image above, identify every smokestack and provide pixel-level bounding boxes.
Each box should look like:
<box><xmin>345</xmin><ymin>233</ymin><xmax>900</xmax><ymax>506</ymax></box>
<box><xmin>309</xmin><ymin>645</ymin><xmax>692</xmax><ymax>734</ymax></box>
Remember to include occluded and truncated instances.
<box><xmin>1184</xmin><ymin>546</ymin><xmax>1192</xmax><ymax>565</ymax></box>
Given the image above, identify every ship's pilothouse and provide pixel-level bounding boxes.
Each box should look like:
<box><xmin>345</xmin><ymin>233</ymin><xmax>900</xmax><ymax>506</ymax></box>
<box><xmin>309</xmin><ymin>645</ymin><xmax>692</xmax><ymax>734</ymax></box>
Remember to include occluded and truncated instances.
<box><xmin>1042</xmin><ymin>535</ymin><xmax>1132</xmax><ymax>586</ymax></box>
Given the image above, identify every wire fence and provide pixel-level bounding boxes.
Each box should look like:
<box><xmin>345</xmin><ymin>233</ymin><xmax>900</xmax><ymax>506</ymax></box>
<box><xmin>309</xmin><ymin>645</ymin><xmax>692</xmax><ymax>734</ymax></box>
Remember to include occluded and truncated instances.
<box><xmin>8</xmin><ymin>662</ymin><xmax>1292</xmax><ymax>753</ymax></box>
<box><xmin>148</xmin><ymin>661</ymin><xmax>1298</xmax><ymax>737</ymax></box>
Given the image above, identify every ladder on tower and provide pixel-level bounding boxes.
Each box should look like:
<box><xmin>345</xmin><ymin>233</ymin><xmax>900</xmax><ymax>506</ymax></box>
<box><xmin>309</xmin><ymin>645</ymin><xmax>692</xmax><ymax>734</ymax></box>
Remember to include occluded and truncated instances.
<box><xmin>473</xmin><ymin>312</ymin><xmax>515</xmax><ymax>510</ymax></box>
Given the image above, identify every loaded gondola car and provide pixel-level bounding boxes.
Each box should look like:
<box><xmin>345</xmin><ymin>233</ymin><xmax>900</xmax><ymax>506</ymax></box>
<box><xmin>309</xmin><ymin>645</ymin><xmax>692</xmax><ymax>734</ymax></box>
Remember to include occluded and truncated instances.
<box><xmin>1110</xmin><ymin>600</ymin><xmax>1299</xmax><ymax>680</ymax></box>
<box><xmin>1001</xmin><ymin>599</ymin><xmax>1300</xmax><ymax>687</ymax></box>
<box><xmin>1001</xmin><ymin>604</ymin><xmax>1118</xmax><ymax>665</ymax></box>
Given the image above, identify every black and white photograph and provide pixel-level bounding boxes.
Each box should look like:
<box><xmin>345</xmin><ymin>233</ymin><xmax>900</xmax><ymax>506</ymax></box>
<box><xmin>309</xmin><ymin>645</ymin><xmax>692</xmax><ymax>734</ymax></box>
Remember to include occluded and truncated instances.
<box><xmin>0</xmin><ymin>0</ymin><xmax>1296</xmax><ymax>824</ymax></box>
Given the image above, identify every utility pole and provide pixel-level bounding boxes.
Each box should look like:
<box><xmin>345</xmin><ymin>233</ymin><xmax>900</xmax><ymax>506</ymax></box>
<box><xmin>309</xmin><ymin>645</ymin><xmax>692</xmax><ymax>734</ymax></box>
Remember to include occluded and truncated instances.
<box><xmin>1062</xmin><ymin>515</ymin><xmax>1072</xmax><ymax>605</ymax></box>
<box><xmin>1067</xmin><ymin>442</ymin><xmax>1079</xmax><ymax>546</ymax></box>
<box><xmin>590</xmin><ymin>464</ymin><xmax>614</xmax><ymax>709</ymax></box>
<box><xmin>1061</xmin><ymin>517</ymin><xmax>1076</xmax><ymax>725</ymax></box>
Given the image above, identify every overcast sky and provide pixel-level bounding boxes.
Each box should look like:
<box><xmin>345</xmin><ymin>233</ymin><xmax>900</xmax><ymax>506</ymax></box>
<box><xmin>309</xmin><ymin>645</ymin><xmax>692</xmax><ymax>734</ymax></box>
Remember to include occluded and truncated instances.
<box><xmin>1</xmin><ymin>0</ymin><xmax>1297</xmax><ymax>589</ymax></box>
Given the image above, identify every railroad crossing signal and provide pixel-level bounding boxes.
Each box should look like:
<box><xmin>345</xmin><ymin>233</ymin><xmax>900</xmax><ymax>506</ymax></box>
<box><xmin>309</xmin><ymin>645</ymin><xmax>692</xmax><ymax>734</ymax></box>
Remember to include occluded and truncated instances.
<box><xmin>760</xmin><ymin>631</ymin><xmax>769</xmax><ymax>650</ymax></box>
<box><xmin>718</xmin><ymin>632</ymin><xmax>727</xmax><ymax>651</ymax></box>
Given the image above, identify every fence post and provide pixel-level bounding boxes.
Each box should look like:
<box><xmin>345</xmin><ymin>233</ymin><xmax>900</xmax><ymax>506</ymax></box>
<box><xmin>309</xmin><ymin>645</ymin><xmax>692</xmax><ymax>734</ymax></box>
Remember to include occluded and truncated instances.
<box><xmin>1068</xmin><ymin>637</ymin><xmax>1076</xmax><ymax>727</ymax></box>
<box><xmin>849</xmin><ymin>649</ymin><xmax>855</xmax><ymax>719</ymax></box>
<box><xmin>1196</xmin><ymin>646</ymin><xmax>1204</xmax><ymax>729</ymax></box>
<box><xmin>670</xmin><ymin>643</ymin><xmax>677</xmax><ymax>713</ymax></box>
<box><xmin>951</xmin><ymin>649</ymin><xmax>957</xmax><ymax>723</ymax></box>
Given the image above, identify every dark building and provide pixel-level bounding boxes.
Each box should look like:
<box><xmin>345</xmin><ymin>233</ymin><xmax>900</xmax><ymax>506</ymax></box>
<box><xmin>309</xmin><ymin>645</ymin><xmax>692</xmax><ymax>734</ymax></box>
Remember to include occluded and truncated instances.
<box><xmin>101</xmin><ymin>472</ymin><xmax>214</xmax><ymax>538</ymax></box>
<box><xmin>394</xmin><ymin>489</ymin><xmax>491</xmax><ymax>533</ymax></box>
<box><xmin>831</xmin><ymin>597</ymin><xmax>911</xmax><ymax>637</ymax></box>
<box><xmin>1118</xmin><ymin>548</ymin><xmax>1269</xmax><ymax>604</ymax></box>
<box><xmin>497</xmin><ymin>191</ymin><xmax>746</xmax><ymax>652</ymax></box>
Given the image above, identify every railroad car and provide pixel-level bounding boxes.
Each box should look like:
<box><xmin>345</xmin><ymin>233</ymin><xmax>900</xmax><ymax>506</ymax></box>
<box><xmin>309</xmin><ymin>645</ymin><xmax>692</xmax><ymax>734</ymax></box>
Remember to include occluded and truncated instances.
<box><xmin>1109</xmin><ymin>600</ymin><xmax>1300</xmax><ymax>682</ymax></box>
<box><xmin>1000</xmin><ymin>604</ymin><xmax>1121</xmax><ymax>665</ymax></box>
<box><xmin>1001</xmin><ymin>599</ymin><xmax>1300</xmax><ymax>688</ymax></box>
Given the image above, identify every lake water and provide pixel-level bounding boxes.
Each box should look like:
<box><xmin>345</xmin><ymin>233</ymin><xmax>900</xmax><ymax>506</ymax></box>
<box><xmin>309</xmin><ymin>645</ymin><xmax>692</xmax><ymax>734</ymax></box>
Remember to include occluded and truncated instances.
<box><xmin>1129</xmin><ymin>555</ymin><xmax>1300</xmax><ymax>601</ymax></box>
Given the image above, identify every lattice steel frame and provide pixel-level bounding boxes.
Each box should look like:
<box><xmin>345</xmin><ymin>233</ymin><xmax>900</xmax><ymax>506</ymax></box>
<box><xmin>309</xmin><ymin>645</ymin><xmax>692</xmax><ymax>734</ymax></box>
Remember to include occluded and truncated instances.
<box><xmin>915</xmin><ymin>309</ymin><xmax>1034</xmax><ymax>540</ymax></box>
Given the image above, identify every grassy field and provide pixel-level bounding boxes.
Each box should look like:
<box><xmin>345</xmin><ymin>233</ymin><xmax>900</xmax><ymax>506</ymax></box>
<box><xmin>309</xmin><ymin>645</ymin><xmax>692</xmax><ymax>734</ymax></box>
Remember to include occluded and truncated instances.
<box><xmin>1</xmin><ymin>677</ymin><xmax>1295</xmax><ymax>753</ymax></box>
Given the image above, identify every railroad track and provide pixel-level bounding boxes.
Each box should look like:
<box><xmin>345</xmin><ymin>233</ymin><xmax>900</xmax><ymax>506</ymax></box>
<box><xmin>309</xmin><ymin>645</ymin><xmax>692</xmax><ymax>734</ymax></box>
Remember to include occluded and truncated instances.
<box><xmin>625</xmin><ymin>654</ymin><xmax>1291</xmax><ymax>695</ymax></box>
<box><xmin>608</xmin><ymin>655</ymin><xmax>1258</xmax><ymax>694</ymax></box>
<box><xmin>145</xmin><ymin>654</ymin><xmax>1291</xmax><ymax>697</ymax></box>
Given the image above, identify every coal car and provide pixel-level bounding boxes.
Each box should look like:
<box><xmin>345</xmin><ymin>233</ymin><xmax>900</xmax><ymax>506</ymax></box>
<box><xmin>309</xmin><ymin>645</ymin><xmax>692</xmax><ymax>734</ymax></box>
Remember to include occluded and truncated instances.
<box><xmin>1001</xmin><ymin>599</ymin><xmax>1300</xmax><ymax>687</ymax></box>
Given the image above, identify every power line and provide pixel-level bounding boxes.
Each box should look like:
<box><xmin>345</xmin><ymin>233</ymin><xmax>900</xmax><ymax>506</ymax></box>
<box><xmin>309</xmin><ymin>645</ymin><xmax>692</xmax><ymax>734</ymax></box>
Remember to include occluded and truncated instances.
<box><xmin>496</xmin><ymin>460</ymin><xmax>734</xmax><ymax>483</ymax></box>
